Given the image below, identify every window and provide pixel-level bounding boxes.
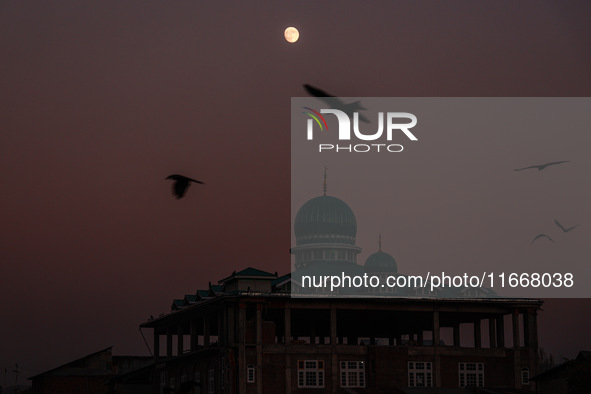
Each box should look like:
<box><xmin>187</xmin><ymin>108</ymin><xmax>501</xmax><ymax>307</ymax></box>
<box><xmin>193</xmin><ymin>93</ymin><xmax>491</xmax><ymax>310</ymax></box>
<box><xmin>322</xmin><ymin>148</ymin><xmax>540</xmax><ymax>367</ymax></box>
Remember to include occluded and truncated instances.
<box><xmin>247</xmin><ymin>365</ymin><xmax>255</xmax><ymax>383</ymax></box>
<box><xmin>193</xmin><ymin>371</ymin><xmax>201</xmax><ymax>394</ymax></box>
<box><xmin>408</xmin><ymin>362</ymin><xmax>432</xmax><ymax>387</ymax></box>
<box><xmin>459</xmin><ymin>363</ymin><xmax>484</xmax><ymax>387</ymax></box>
<box><xmin>160</xmin><ymin>371</ymin><xmax>166</xmax><ymax>394</ymax></box>
<box><xmin>208</xmin><ymin>369</ymin><xmax>215</xmax><ymax>394</ymax></box>
<box><xmin>340</xmin><ymin>361</ymin><xmax>365</xmax><ymax>387</ymax></box>
<box><xmin>298</xmin><ymin>360</ymin><xmax>324</xmax><ymax>388</ymax></box>
<box><xmin>221</xmin><ymin>358</ymin><xmax>225</xmax><ymax>391</ymax></box>
<box><xmin>521</xmin><ymin>368</ymin><xmax>529</xmax><ymax>385</ymax></box>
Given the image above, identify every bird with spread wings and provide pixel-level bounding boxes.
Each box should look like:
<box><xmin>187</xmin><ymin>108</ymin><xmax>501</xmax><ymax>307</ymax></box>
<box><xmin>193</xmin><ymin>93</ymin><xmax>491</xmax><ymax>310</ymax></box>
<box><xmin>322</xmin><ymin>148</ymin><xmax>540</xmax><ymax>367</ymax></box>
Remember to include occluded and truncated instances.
<box><xmin>514</xmin><ymin>161</ymin><xmax>569</xmax><ymax>172</ymax></box>
<box><xmin>166</xmin><ymin>174</ymin><xmax>204</xmax><ymax>199</ymax></box>
<box><xmin>303</xmin><ymin>84</ymin><xmax>369</xmax><ymax>123</ymax></box>
<box><xmin>530</xmin><ymin>233</ymin><xmax>555</xmax><ymax>245</ymax></box>
<box><xmin>554</xmin><ymin>219</ymin><xmax>580</xmax><ymax>233</ymax></box>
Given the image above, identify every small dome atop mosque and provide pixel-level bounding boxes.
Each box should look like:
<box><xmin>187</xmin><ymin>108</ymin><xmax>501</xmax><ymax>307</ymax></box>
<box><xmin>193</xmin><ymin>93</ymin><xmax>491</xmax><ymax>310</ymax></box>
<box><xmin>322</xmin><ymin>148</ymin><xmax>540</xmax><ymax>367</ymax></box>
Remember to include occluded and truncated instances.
<box><xmin>364</xmin><ymin>236</ymin><xmax>398</xmax><ymax>274</ymax></box>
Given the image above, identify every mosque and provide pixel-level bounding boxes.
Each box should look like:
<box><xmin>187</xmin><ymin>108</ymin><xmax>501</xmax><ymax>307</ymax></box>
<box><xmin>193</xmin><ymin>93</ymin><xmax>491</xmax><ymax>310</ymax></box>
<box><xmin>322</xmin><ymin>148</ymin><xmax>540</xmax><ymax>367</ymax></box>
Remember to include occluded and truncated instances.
<box><xmin>139</xmin><ymin>181</ymin><xmax>542</xmax><ymax>393</ymax></box>
<box><xmin>290</xmin><ymin>174</ymin><xmax>492</xmax><ymax>298</ymax></box>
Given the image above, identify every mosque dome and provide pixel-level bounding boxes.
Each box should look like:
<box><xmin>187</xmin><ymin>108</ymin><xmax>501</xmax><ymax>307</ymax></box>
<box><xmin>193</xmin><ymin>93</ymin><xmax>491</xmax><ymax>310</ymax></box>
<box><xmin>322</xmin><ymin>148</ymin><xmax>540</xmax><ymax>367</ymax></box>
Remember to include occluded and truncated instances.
<box><xmin>364</xmin><ymin>249</ymin><xmax>398</xmax><ymax>274</ymax></box>
<box><xmin>294</xmin><ymin>195</ymin><xmax>357</xmax><ymax>245</ymax></box>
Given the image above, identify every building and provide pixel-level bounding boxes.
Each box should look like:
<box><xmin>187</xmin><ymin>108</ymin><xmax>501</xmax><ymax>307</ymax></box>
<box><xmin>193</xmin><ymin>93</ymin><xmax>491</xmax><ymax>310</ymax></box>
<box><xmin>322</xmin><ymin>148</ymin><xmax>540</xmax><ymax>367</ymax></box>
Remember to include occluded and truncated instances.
<box><xmin>29</xmin><ymin>347</ymin><xmax>152</xmax><ymax>394</ymax></box>
<box><xmin>531</xmin><ymin>351</ymin><xmax>591</xmax><ymax>394</ymax></box>
<box><xmin>140</xmin><ymin>186</ymin><xmax>542</xmax><ymax>393</ymax></box>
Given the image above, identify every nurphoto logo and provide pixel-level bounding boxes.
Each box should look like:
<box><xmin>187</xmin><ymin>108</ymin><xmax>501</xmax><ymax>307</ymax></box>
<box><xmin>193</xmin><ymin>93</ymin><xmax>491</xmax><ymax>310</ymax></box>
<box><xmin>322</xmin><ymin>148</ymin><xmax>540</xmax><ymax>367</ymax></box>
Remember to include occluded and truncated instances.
<box><xmin>303</xmin><ymin>107</ymin><xmax>418</xmax><ymax>153</ymax></box>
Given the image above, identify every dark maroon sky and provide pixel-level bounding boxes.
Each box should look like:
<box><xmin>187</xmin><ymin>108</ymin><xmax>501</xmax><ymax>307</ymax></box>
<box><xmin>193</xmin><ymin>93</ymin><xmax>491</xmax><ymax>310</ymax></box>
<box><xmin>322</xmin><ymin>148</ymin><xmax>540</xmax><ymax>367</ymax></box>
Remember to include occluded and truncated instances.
<box><xmin>1</xmin><ymin>0</ymin><xmax>590</xmax><ymax>381</ymax></box>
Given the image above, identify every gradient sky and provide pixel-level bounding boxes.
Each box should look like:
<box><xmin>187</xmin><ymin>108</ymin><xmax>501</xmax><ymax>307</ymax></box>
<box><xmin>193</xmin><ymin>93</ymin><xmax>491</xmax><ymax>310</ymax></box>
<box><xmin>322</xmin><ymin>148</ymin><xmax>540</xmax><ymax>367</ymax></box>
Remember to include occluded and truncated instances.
<box><xmin>1</xmin><ymin>0</ymin><xmax>590</xmax><ymax>382</ymax></box>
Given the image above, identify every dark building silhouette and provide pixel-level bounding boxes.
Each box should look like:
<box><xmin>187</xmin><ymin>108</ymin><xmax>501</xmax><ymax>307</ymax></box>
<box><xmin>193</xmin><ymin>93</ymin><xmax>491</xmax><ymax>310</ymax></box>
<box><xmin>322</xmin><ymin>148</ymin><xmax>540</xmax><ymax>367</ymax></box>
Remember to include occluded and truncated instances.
<box><xmin>29</xmin><ymin>347</ymin><xmax>152</xmax><ymax>394</ymax></box>
<box><xmin>531</xmin><ymin>351</ymin><xmax>591</xmax><ymax>394</ymax></box>
<box><xmin>140</xmin><ymin>189</ymin><xmax>542</xmax><ymax>393</ymax></box>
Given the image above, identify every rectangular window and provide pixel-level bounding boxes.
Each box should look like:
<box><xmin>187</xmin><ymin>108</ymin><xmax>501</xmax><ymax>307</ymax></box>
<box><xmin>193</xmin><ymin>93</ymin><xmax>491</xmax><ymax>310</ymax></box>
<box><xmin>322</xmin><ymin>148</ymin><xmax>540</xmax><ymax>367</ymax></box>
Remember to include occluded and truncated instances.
<box><xmin>247</xmin><ymin>365</ymin><xmax>255</xmax><ymax>383</ymax></box>
<box><xmin>160</xmin><ymin>371</ymin><xmax>167</xmax><ymax>394</ymax></box>
<box><xmin>193</xmin><ymin>371</ymin><xmax>201</xmax><ymax>394</ymax></box>
<box><xmin>340</xmin><ymin>361</ymin><xmax>365</xmax><ymax>387</ymax></box>
<box><xmin>221</xmin><ymin>358</ymin><xmax>225</xmax><ymax>391</ymax></box>
<box><xmin>208</xmin><ymin>369</ymin><xmax>215</xmax><ymax>394</ymax></box>
<box><xmin>297</xmin><ymin>360</ymin><xmax>325</xmax><ymax>388</ymax></box>
<box><xmin>521</xmin><ymin>368</ymin><xmax>529</xmax><ymax>385</ymax></box>
<box><xmin>408</xmin><ymin>361</ymin><xmax>432</xmax><ymax>387</ymax></box>
<box><xmin>458</xmin><ymin>363</ymin><xmax>484</xmax><ymax>387</ymax></box>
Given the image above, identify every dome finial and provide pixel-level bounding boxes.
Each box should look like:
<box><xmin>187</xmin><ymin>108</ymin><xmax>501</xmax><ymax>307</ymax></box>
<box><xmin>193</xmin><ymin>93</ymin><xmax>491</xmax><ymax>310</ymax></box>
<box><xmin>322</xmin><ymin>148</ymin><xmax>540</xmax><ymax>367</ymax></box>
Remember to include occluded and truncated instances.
<box><xmin>323</xmin><ymin>165</ymin><xmax>328</xmax><ymax>196</ymax></box>
<box><xmin>378</xmin><ymin>234</ymin><xmax>382</xmax><ymax>251</ymax></box>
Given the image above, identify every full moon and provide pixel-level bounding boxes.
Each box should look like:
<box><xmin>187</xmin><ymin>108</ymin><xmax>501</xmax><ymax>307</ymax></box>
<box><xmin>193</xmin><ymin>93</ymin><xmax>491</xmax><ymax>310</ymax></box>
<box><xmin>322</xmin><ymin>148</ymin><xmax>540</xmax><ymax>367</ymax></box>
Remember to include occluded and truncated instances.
<box><xmin>284</xmin><ymin>27</ymin><xmax>299</xmax><ymax>43</ymax></box>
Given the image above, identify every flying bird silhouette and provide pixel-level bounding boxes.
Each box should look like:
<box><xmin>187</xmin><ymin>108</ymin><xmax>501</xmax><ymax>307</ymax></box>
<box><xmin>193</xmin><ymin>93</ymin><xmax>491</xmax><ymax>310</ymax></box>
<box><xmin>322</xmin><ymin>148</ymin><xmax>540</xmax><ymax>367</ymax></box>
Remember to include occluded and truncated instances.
<box><xmin>530</xmin><ymin>233</ymin><xmax>555</xmax><ymax>245</ymax></box>
<box><xmin>514</xmin><ymin>161</ymin><xmax>569</xmax><ymax>172</ymax></box>
<box><xmin>303</xmin><ymin>84</ymin><xmax>369</xmax><ymax>122</ymax></box>
<box><xmin>554</xmin><ymin>220</ymin><xmax>580</xmax><ymax>233</ymax></box>
<box><xmin>166</xmin><ymin>174</ymin><xmax>204</xmax><ymax>199</ymax></box>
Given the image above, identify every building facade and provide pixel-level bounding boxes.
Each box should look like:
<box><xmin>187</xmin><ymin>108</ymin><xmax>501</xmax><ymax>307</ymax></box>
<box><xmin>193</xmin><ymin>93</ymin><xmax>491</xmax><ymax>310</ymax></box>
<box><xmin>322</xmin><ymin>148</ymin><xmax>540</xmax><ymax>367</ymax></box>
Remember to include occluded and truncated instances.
<box><xmin>141</xmin><ymin>187</ymin><xmax>542</xmax><ymax>393</ymax></box>
<box><xmin>142</xmin><ymin>271</ymin><xmax>541</xmax><ymax>393</ymax></box>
